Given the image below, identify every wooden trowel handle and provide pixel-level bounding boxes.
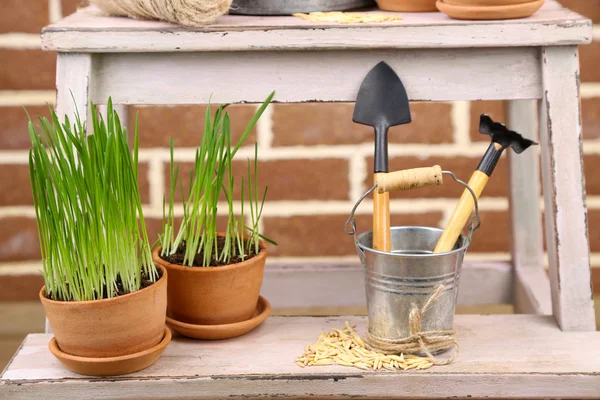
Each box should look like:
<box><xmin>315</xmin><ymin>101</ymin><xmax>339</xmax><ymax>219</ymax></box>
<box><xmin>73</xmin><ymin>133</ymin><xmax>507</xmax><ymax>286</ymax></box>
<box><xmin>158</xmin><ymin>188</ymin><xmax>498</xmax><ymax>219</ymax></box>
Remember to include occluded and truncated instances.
<box><xmin>376</xmin><ymin>165</ymin><xmax>443</xmax><ymax>193</ymax></box>
<box><xmin>434</xmin><ymin>170</ymin><xmax>489</xmax><ymax>253</ymax></box>
<box><xmin>373</xmin><ymin>173</ymin><xmax>391</xmax><ymax>252</ymax></box>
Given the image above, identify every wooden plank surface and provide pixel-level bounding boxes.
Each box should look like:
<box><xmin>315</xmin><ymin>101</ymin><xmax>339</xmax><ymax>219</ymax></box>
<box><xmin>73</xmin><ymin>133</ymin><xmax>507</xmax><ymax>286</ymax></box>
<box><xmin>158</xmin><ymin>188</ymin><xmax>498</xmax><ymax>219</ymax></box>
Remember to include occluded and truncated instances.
<box><xmin>262</xmin><ymin>261</ymin><xmax>512</xmax><ymax>308</ymax></box>
<box><xmin>41</xmin><ymin>2</ymin><xmax>591</xmax><ymax>52</ymax></box>
<box><xmin>2</xmin><ymin>315</ymin><xmax>600</xmax><ymax>399</ymax></box>
<box><xmin>90</xmin><ymin>47</ymin><xmax>541</xmax><ymax>104</ymax></box>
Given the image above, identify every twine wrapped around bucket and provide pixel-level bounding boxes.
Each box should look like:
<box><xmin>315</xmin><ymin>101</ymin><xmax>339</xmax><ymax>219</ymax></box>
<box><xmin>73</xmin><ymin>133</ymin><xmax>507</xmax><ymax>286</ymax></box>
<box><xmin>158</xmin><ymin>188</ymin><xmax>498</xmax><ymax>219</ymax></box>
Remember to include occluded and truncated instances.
<box><xmin>90</xmin><ymin>0</ymin><xmax>232</xmax><ymax>26</ymax></box>
<box><xmin>364</xmin><ymin>285</ymin><xmax>459</xmax><ymax>365</ymax></box>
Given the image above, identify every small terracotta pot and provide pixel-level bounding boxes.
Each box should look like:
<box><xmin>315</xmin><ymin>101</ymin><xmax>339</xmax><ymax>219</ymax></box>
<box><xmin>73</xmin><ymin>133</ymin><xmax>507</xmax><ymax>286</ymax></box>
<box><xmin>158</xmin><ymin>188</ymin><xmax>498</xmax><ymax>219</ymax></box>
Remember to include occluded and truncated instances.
<box><xmin>376</xmin><ymin>0</ymin><xmax>438</xmax><ymax>11</ymax></box>
<box><xmin>153</xmin><ymin>241</ymin><xmax>267</xmax><ymax>325</ymax></box>
<box><xmin>40</xmin><ymin>265</ymin><xmax>167</xmax><ymax>358</ymax></box>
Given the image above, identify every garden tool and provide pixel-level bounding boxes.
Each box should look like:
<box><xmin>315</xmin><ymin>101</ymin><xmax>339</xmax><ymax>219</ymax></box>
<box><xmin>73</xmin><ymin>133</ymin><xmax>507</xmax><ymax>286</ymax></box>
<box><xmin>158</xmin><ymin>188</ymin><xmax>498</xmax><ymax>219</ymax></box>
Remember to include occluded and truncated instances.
<box><xmin>433</xmin><ymin>114</ymin><xmax>537</xmax><ymax>253</ymax></box>
<box><xmin>353</xmin><ymin>61</ymin><xmax>411</xmax><ymax>252</ymax></box>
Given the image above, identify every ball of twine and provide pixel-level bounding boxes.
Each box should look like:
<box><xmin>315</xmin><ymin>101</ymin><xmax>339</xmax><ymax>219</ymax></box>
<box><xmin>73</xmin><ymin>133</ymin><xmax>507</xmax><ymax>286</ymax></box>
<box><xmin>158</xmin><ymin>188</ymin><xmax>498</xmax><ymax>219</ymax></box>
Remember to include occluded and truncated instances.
<box><xmin>90</xmin><ymin>0</ymin><xmax>232</xmax><ymax>26</ymax></box>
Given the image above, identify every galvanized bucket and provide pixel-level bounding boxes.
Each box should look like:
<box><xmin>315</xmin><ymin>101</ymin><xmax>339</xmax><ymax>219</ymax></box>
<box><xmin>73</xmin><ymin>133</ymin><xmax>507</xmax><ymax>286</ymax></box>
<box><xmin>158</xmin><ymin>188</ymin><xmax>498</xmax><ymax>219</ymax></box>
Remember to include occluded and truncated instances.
<box><xmin>345</xmin><ymin>171</ymin><xmax>480</xmax><ymax>343</ymax></box>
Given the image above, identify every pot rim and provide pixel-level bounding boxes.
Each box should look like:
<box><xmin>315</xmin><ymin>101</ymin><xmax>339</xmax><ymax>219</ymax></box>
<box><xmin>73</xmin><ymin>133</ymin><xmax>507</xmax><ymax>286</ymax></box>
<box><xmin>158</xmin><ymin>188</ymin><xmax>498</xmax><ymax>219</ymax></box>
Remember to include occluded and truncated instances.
<box><xmin>39</xmin><ymin>264</ymin><xmax>167</xmax><ymax>305</ymax></box>
<box><xmin>153</xmin><ymin>238</ymin><xmax>268</xmax><ymax>273</ymax></box>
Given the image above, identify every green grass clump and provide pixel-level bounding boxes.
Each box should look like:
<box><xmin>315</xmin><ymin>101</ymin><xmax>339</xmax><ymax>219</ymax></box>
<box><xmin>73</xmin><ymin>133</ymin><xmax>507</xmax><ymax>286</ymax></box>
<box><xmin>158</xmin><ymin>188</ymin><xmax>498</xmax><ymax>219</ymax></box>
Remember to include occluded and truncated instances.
<box><xmin>159</xmin><ymin>92</ymin><xmax>276</xmax><ymax>267</ymax></box>
<box><xmin>29</xmin><ymin>100</ymin><xmax>156</xmax><ymax>301</ymax></box>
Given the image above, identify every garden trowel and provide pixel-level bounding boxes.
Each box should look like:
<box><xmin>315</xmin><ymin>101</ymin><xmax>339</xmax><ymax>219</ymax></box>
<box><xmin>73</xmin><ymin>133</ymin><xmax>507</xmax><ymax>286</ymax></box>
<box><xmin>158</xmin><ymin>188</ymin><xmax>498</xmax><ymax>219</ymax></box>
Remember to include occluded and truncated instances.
<box><xmin>353</xmin><ymin>61</ymin><xmax>412</xmax><ymax>252</ymax></box>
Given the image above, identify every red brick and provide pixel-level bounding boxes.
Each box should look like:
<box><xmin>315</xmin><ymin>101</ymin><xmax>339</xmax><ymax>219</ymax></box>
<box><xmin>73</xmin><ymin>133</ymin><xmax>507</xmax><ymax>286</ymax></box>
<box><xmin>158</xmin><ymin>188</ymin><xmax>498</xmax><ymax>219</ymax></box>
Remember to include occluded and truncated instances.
<box><xmin>467</xmin><ymin>211</ymin><xmax>510</xmax><ymax>253</ymax></box>
<box><xmin>1</xmin><ymin>165</ymin><xmax>34</xmax><ymax>206</ymax></box>
<box><xmin>0</xmin><ymin>49</ymin><xmax>56</xmax><ymax>90</ymax></box>
<box><xmin>129</xmin><ymin>104</ymin><xmax>258</xmax><ymax>148</ymax></box>
<box><xmin>0</xmin><ymin>274</ymin><xmax>44</xmax><ymax>301</ymax></box>
<box><xmin>263</xmin><ymin>212</ymin><xmax>443</xmax><ymax>257</ymax></box>
<box><xmin>588</xmin><ymin>210</ymin><xmax>600</xmax><ymax>252</ymax></box>
<box><xmin>0</xmin><ymin>217</ymin><xmax>41</xmax><ymax>261</ymax></box>
<box><xmin>365</xmin><ymin>155</ymin><xmax>509</xmax><ymax>198</ymax></box>
<box><xmin>558</xmin><ymin>0</ymin><xmax>600</xmax><ymax>23</ymax></box>
<box><xmin>271</xmin><ymin>102</ymin><xmax>453</xmax><ymax>146</ymax></box>
<box><xmin>580</xmin><ymin>41</ymin><xmax>600</xmax><ymax>83</ymax></box>
<box><xmin>469</xmin><ymin>101</ymin><xmax>506</xmax><ymax>142</ymax></box>
<box><xmin>584</xmin><ymin>154</ymin><xmax>600</xmax><ymax>196</ymax></box>
<box><xmin>582</xmin><ymin>98</ymin><xmax>600</xmax><ymax>140</ymax></box>
<box><xmin>62</xmin><ymin>0</ymin><xmax>89</xmax><ymax>16</ymax></box>
<box><xmin>0</xmin><ymin>0</ymin><xmax>48</xmax><ymax>34</ymax></box>
<box><xmin>166</xmin><ymin>158</ymin><xmax>350</xmax><ymax>202</ymax></box>
<box><xmin>0</xmin><ymin>106</ymin><xmax>53</xmax><ymax>150</ymax></box>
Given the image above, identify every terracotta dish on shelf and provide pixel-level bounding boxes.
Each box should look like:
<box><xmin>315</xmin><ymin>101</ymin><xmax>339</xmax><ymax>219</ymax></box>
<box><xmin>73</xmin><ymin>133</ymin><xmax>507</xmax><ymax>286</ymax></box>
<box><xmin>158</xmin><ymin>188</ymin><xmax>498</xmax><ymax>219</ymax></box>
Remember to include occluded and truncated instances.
<box><xmin>436</xmin><ymin>0</ymin><xmax>544</xmax><ymax>19</ymax></box>
<box><xmin>376</xmin><ymin>0</ymin><xmax>438</xmax><ymax>12</ymax></box>
<box><xmin>166</xmin><ymin>296</ymin><xmax>271</xmax><ymax>340</ymax></box>
<box><xmin>48</xmin><ymin>328</ymin><xmax>172</xmax><ymax>376</ymax></box>
<box><xmin>443</xmin><ymin>0</ymin><xmax>535</xmax><ymax>5</ymax></box>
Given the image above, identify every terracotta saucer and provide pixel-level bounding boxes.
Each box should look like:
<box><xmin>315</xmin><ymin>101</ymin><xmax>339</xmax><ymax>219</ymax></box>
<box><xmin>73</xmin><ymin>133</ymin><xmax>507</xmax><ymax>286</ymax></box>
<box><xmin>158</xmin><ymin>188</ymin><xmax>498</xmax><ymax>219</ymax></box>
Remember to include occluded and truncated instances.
<box><xmin>436</xmin><ymin>0</ymin><xmax>544</xmax><ymax>19</ymax></box>
<box><xmin>48</xmin><ymin>327</ymin><xmax>172</xmax><ymax>376</ymax></box>
<box><xmin>166</xmin><ymin>296</ymin><xmax>271</xmax><ymax>340</ymax></box>
<box><xmin>443</xmin><ymin>0</ymin><xmax>536</xmax><ymax>6</ymax></box>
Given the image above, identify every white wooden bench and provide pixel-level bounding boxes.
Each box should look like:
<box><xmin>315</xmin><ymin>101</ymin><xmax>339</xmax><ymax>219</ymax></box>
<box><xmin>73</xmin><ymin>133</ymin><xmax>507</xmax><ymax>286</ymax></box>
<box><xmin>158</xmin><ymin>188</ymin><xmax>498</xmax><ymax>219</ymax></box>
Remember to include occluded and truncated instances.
<box><xmin>1</xmin><ymin>1</ymin><xmax>598</xmax><ymax>398</ymax></box>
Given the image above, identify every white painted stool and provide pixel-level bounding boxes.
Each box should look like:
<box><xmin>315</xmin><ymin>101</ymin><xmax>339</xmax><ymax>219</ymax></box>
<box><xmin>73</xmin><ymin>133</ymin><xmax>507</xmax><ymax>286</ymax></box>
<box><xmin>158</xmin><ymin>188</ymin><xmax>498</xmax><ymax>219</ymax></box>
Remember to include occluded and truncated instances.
<box><xmin>1</xmin><ymin>1</ymin><xmax>599</xmax><ymax>398</ymax></box>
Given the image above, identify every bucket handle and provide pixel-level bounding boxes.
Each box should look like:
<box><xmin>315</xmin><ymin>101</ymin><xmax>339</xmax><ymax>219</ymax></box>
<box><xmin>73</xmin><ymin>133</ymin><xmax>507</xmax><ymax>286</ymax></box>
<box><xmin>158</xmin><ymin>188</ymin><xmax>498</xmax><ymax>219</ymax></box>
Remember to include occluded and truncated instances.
<box><xmin>345</xmin><ymin>170</ymin><xmax>481</xmax><ymax>246</ymax></box>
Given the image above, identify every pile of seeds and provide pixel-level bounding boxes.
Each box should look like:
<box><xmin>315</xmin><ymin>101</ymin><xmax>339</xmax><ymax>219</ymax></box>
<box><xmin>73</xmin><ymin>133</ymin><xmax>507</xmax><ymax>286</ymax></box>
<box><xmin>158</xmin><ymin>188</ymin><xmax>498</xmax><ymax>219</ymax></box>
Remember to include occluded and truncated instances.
<box><xmin>295</xmin><ymin>322</ymin><xmax>433</xmax><ymax>371</ymax></box>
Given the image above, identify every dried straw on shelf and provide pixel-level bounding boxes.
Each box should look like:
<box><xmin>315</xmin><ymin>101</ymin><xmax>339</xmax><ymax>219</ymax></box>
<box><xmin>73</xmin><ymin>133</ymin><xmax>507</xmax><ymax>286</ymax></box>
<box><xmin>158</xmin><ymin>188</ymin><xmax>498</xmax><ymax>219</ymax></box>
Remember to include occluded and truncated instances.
<box><xmin>296</xmin><ymin>322</ymin><xmax>435</xmax><ymax>371</ymax></box>
<box><xmin>90</xmin><ymin>0</ymin><xmax>232</xmax><ymax>26</ymax></box>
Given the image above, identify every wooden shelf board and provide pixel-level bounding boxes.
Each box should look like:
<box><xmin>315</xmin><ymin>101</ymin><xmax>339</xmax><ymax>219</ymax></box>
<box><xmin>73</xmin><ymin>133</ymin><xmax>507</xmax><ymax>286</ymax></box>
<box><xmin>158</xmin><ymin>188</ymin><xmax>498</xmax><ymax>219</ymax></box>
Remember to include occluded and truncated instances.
<box><xmin>2</xmin><ymin>315</ymin><xmax>600</xmax><ymax>399</ymax></box>
<box><xmin>41</xmin><ymin>1</ymin><xmax>591</xmax><ymax>52</ymax></box>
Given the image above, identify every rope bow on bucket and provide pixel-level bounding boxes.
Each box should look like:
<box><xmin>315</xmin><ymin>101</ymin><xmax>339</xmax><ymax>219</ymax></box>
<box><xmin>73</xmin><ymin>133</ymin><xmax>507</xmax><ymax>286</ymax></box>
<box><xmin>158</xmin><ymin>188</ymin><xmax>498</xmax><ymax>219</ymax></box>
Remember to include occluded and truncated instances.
<box><xmin>364</xmin><ymin>285</ymin><xmax>459</xmax><ymax>365</ymax></box>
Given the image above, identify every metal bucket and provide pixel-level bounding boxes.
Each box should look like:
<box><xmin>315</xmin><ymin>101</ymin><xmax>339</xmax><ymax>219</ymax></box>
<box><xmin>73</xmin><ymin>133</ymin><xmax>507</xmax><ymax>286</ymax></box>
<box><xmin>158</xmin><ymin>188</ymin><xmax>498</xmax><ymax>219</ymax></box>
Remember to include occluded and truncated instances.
<box><xmin>356</xmin><ymin>226</ymin><xmax>468</xmax><ymax>340</ymax></box>
<box><xmin>345</xmin><ymin>171</ymin><xmax>480</xmax><ymax>343</ymax></box>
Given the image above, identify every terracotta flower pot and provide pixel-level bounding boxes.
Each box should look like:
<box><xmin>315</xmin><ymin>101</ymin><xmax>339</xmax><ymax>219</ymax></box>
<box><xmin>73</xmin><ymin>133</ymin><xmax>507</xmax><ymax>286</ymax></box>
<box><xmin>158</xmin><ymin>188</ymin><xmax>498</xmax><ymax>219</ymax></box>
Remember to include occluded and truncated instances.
<box><xmin>40</xmin><ymin>265</ymin><xmax>167</xmax><ymax>358</ymax></box>
<box><xmin>153</xmin><ymin>241</ymin><xmax>267</xmax><ymax>325</ymax></box>
<box><xmin>376</xmin><ymin>0</ymin><xmax>438</xmax><ymax>11</ymax></box>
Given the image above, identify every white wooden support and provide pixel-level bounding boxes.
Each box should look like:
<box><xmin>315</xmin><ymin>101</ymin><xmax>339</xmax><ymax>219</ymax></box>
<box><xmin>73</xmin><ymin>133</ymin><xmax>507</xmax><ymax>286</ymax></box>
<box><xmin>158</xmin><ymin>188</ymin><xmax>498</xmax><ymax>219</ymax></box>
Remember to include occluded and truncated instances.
<box><xmin>507</xmin><ymin>99</ymin><xmax>551</xmax><ymax>315</ymax></box>
<box><xmin>48</xmin><ymin>52</ymin><xmax>93</xmax><ymax>334</ymax></box>
<box><xmin>55</xmin><ymin>53</ymin><xmax>93</xmax><ymax>129</ymax></box>
<box><xmin>539</xmin><ymin>46</ymin><xmax>596</xmax><ymax>330</ymax></box>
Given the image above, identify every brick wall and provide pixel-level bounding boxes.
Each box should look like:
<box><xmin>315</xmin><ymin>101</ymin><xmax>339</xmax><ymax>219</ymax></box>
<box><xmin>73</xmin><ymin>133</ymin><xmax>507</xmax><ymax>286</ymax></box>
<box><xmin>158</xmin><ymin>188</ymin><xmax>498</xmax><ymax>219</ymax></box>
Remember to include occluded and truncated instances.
<box><xmin>1</xmin><ymin>0</ymin><xmax>599</xmax><ymax>301</ymax></box>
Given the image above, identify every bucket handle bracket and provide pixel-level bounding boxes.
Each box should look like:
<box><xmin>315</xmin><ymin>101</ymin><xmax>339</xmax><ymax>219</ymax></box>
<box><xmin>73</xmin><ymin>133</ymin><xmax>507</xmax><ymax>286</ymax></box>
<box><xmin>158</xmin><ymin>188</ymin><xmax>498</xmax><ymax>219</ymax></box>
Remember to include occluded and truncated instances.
<box><xmin>345</xmin><ymin>170</ymin><xmax>481</xmax><ymax>245</ymax></box>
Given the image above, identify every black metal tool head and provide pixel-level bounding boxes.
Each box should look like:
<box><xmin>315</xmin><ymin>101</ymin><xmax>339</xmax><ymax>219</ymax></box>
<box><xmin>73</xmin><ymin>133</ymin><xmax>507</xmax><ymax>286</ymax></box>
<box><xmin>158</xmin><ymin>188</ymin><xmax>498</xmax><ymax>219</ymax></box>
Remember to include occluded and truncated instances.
<box><xmin>479</xmin><ymin>114</ymin><xmax>537</xmax><ymax>153</ymax></box>
<box><xmin>477</xmin><ymin>114</ymin><xmax>538</xmax><ymax>176</ymax></box>
<box><xmin>353</xmin><ymin>61</ymin><xmax>411</xmax><ymax>173</ymax></box>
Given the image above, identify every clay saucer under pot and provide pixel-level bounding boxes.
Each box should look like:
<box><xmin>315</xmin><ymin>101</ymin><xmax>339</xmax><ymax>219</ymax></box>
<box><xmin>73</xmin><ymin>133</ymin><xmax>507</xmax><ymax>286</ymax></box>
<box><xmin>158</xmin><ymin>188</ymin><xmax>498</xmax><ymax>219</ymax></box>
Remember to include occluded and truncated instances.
<box><xmin>436</xmin><ymin>0</ymin><xmax>544</xmax><ymax>20</ymax></box>
<box><xmin>442</xmin><ymin>0</ymin><xmax>536</xmax><ymax>5</ymax></box>
<box><xmin>48</xmin><ymin>328</ymin><xmax>172</xmax><ymax>376</ymax></box>
<box><xmin>166</xmin><ymin>296</ymin><xmax>271</xmax><ymax>340</ymax></box>
<box><xmin>376</xmin><ymin>0</ymin><xmax>438</xmax><ymax>12</ymax></box>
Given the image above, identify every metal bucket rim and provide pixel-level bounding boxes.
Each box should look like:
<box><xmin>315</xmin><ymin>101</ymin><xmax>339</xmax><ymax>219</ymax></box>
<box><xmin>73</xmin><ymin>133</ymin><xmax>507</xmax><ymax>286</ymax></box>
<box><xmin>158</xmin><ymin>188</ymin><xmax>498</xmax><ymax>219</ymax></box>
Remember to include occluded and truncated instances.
<box><xmin>356</xmin><ymin>225</ymin><xmax>470</xmax><ymax>258</ymax></box>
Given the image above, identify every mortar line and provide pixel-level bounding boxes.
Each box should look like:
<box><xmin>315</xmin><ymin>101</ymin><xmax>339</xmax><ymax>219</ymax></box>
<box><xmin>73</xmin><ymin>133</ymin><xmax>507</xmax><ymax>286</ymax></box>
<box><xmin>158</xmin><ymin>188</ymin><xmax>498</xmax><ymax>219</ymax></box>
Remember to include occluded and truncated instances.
<box><xmin>451</xmin><ymin>101</ymin><xmax>471</xmax><ymax>146</ymax></box>
<box><xmin>49</xmin><ymin>0</ymin><xmax>62</xmax><ymax>22</ymax></box>
<box><xmin>148</xmin><ymin>158</ymin><xmax>165</xmax><ymax>211</ymax></box>
<box><xmin>349</xmin><ymin>152</ymin><xmax>367</xmax><ymax>201</ymax></box>
<box><xmin>581</xmin><ymin>83</ymin><xmax>600</xmax><ymax>99</ymax></box>
<box><xmin>256</xmin><ymin>103</ymin><xmax>274</xmax><ymax>150</ymax></box>
<box><xmin>593</xmin><ymin>24</ymin><xmax>600</xmax><ymax>41</ymax></box>
<box><xmin>144</xmin><ymin>143</ymin><xmax>496</xmax><ymax>163</ymax></box>
<box><xmin>0</xmin><ymin>34</ymin><xmax>42</xmax><ymax>49</ymax></box>
<box><xmin>0</xmin><ymin>91</ymin><xmax>56</xmax><ymax>106</ymax></box>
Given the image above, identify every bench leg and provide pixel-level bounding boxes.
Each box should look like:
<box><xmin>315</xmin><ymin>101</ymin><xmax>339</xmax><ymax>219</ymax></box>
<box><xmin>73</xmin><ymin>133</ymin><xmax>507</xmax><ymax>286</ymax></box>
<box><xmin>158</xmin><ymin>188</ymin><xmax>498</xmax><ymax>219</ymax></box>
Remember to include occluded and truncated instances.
<box><xmin>507</xmin><ymin>99</ymin><xmax>551</xmax><ymax>315</ymax></box>
<box><xmin>46</xmin><ymin>53</ymin><xmax>93</xmax><ymax>334</ymax></box>
<box><xmin>540</xmin><ymin>46</ymin><xmax>596</xmax><ymax>330</ymax></box>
